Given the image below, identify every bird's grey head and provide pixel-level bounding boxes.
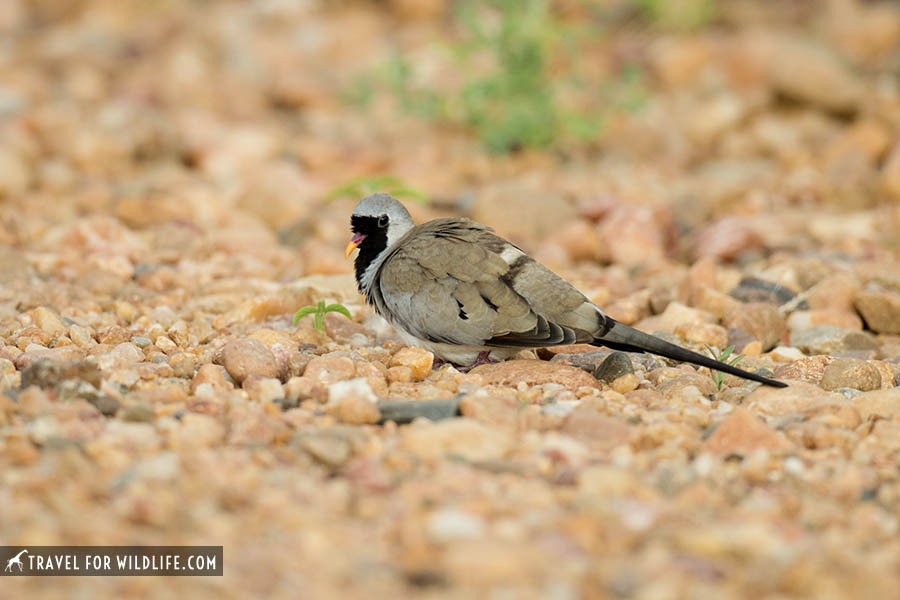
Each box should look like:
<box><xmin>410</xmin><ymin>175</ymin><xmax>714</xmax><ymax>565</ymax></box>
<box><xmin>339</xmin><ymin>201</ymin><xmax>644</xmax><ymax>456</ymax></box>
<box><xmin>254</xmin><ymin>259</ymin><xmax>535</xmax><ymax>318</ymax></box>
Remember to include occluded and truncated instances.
<box><xmin>347</xmin><ymin>193</ymin><xmax>416</xmax><ymax>256</ymax></box>
<box><xmin>346</xmin><ymin>194</ymin><xmax>417</xmax><ymax>292</ymax></box>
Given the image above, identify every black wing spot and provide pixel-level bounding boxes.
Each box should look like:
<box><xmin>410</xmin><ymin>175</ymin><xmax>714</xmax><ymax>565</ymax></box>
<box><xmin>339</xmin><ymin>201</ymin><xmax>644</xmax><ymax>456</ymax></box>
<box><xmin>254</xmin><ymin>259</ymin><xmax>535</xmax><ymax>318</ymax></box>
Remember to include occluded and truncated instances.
<box><xmin>456</xmin><ymin>298</ymin><xmax>468</xmax><ymax>320</ymax></box>
<box><xmin>481</xmin><ymin>295</ymin><xmax>499</xmax><ymax>311</ymax></box>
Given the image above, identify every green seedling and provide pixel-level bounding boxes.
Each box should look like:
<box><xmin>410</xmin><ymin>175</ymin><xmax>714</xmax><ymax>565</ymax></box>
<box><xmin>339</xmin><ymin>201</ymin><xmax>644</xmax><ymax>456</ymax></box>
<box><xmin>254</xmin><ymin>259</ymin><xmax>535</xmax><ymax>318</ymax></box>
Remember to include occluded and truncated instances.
<box><xmin>342</xmin><ymin>0</ymin><xmax>646</xmax><ymax>154</ymax></box>
<box><xmin>293</xmin><ymin>300</ymin><xmax>353</xmax><ymax>332</ymax></box>
<box><xmin>704</xmin><ymin>344</ymin><xmax>745</xmax><ymax>390</ymax></box>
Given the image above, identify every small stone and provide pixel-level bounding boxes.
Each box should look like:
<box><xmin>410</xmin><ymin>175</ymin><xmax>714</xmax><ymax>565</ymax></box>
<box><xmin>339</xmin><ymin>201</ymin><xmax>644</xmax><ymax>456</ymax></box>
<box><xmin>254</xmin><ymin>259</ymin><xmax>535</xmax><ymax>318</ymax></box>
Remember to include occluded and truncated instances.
<box><xmin>774</xmin><ymin>356</ymin><xmax>834</xmax><ymax>384</ymax></box>
<box><xmin>243</xmin><ymin>375</ymin><xmax>285</xmax><ymax>403</ymax></box>
<box><xmin>786</xmin><ymin>309</ymin><xmax>863</xmax><ymax>332</ymax></box>
<box><xmin>68</xmin><ymin>324</ymin><xmax>96</xmax><ymax>348</ymax></box>
<box><xmin>791</xmin><ymin>325</ymin><xmax>879</xmax><ymax>355</ymax></box>
<box><xmin>473</xmin><ymin>360</ymin><xmax>601</xmax><ymax>389</ymax></box>
<box><xmin>820</xmin><ymin>358</ymin><xmax>882</xmax><ymax>391</ymax></box>
<box><xmin>221</xmin><ymin>338</ymin><xmax>283</xmax><ymax>383</ymax></box>
<box><xmin>743</xmin><ymin>381</ymin><xmax>838</xmax><ymax>417</ymax></box>
<box><xmin>635</xmin><ymin>301</ymin><xmax>716</xmax><ymax>335</ymax></box>
<box><xmin>389</xmin><ymin>347</ymin><xmax>434</xmax><ymax>381</ymax></box>
<box><xmin>227</xmin><ymin>406</ymin><xmax>291</xmax><ymax>445</ymax></box>
<box><xmin>296</xmin><ymin>431</ymin><xmax>352</xmax><ymax>469</ymax></box>
<box><xmin>32</xmin><ymin>307</ymin><xmax>66</xmax><ymax>337</ymax></box>
<box><xmin>692</xmin><ymin>217</ymin><xmax>762</xmax><ymax>261</ymax></box>
<box><xmin>20</xmin><ymin>359</ymin><xmax>101</xmax><ymax>390</ymax></box>
<box><xmin>560</xmin><ymin>404</ymin><xmax>632</xmax><ymax>452</ymax></box>
<box><xmin>853</xmin><ymin>389</ymin><xmax>900</xmax><ymax>420</ymax></box>
<box><xmin>399</xmin><ymin>418</ymin><xmax>512</xmax><ymax>464</ymax></box>
<box><xmin>592</xmin><ymin>351</ymin><xmax>634</xmax><ymax>383</ymax></box>
<box><xmin>97</xmin><ymin>342</ymin><xmax>144</xmax><ymax>370</ymax></box>
<box><xmin>729</xmin><ymin>278</ymin><xmax>797</xmax><ymax>305</ymax></box>
<box><xmin>705</xmin><ymin>407</ymin><xmax>791</xmax><ymax>456</ymax></box>
<box><xmin>323</xmin><ymin>312</ymin><xmax>368</xmax><ymax>343</ymax></box>
<box><xmin>805</xmin><ymin>273</ymin><xmax>860</xmax><ymax>311</ymax></box>
<box><xmin>131</xmin><ymin>336</ymin><xmax>152</xmax><ymax>348</ymax></box>
<box><xmin>855</xmin><ymin>289</ymin><xmax>900</xmax><ymax>334</ymax></box>
<box><xmin>427</xmin><ymin>508</ymin><xmax>485</xmax><ymax>542</ymax></box>
<box><xmin>122</xmin><ymin>403</ymin><xmax>156</xmax><ymax>423</ymax></box>
<box><xmin>154</xmin><ymin>335</ymin><xmax>178</xmax><ymax>354</ymax></box>
<box><xmin>598</xmin><ymin>205</ymin><xmax>671</xmax><ymax>266</ymax></box>
<box><xmin>379</xmin><ymin>397</ymin><xmax>461</xmax><ymax>424</ymax></box>
<box><xmin>168</xmin><ymin>352</ymin><xmax>198</xmax><ymax>378</ymax></box>
<box><xmin>386</xmin><ymin>365</ymin><xmax>414</xmax><ymax>384</ymax></box>
<box><xmin>328</xmin><ymin>378</ymin><xmax>381</xmax><ymax>425</ymax></box>
<box><xmin>768</xmin><ymin>36</ymin><xmax>865</xmax><ymax>114</ymax></box>
<box><xmin>723</xmin><ymin>303</ymin><xmax>786</xmax><ymax>351</ymax></box>
<box><xmin>304</xmin><ymin>354</ymin><xmax>356</xmax><ymax>385</ymax></box>
<box><xmin>612</xmin><ymin>373</ymin><xmax>640</xmax><ymax>394</ymax></box>
<box><xmin>191</xmin><ymin>363</ymin><xmax>233</xmax><ymax>391</ymax></box>
<box><xmin>90</xmin><ymin>395</ymin><xmax>120</xmax><ymax>417</ymax></box>
<box><xmin>674</xmin><ymin>322</ymin><xmax>729</xmax><ymax>348</ymax></box>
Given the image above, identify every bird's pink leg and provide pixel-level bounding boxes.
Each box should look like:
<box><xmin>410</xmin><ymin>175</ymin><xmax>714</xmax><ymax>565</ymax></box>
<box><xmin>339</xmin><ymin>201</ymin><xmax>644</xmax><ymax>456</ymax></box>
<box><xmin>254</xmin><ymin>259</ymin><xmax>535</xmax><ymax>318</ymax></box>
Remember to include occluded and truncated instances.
<box><xmin>456</xmin><ymin>351</ymin><xmax>497</xmax><ymax>373</ymax></box>
<box><xmin>432</xmin><ymin>351</ymin><xmax>497</xmax><ymax>373</ymax></box>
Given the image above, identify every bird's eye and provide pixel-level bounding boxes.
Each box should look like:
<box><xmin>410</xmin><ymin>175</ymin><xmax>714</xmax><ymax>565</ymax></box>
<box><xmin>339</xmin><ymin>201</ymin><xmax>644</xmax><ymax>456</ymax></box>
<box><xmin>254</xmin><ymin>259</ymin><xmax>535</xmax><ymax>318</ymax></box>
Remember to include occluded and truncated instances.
<box><xmin>378</xmin><ymin>215</ymin><xmax>389</xmax><ymax>228</ymax></box>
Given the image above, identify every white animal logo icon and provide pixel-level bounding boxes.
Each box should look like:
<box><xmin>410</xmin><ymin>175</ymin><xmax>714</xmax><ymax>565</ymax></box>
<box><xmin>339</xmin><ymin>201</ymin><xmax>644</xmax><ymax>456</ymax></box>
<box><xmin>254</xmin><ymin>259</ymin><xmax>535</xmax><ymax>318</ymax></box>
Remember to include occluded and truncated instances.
<box><xmin>5</xmin><ymin>549</ymin><xmax>28</xmax><ymax>572</ymax></box>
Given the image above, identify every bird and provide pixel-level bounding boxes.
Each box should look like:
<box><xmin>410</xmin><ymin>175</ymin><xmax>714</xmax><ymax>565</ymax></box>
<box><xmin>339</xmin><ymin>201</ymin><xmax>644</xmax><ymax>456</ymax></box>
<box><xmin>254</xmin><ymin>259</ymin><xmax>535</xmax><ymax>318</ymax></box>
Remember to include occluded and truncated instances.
<box><xmin>344</xmin><ymin>193</ymin><xmax>787</xmax><ymax>388</ymax></box>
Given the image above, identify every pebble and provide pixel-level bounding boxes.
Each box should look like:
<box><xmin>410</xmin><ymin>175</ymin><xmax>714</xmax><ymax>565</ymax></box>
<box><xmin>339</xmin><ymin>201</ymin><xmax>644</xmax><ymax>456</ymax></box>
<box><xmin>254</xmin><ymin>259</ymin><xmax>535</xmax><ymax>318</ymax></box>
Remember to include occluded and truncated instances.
<box><xmin>295</xmin><ymin>430</ymin><xmax>353</xmax><ymax>469</ymax></box>
<box><xmin>399</xmin><ymin>418</ymin><xmax>512</xmax><ymax>464</ymax></box>
<box><xmin>131</xmin><ymin>336</ymin><xmax>152</xmax><ymax>348</ymax></box>
<box><xmin>853</xmin><ymin>389</ymin><xmax>900</xmax><ymax>420</ymax></box>
<box><xmin>768</xmin><ymin>36</ymin><xmax>865</xmax><ymax>114</ymax></box>
<box><xmin>692</xmin><ymin>217</ymin><xmax>762</xmax><ymax>261</ymax></box>
<box><xmin>32</xmin><ymin>307</ymin><xmax>66</xmax><ymax>337</ymax></box>
<box><xmin>743</xmin><ymin>381</ymin><xmax>838</xmax><ymax>417</ymax></box>
<box><xmin>68</xmin><ymin>324</ymin><xmax>96</xmax><ymax>348</ymax></box>
<box><xmin>427</xmin><ymin>508</ymin><xmax>486</xmax><ymax>542</ymax></box>
<box><xmin>791</xmin><ymin>326</ymin><xmax>878</xmax><ymax>355</ymax></box>
<box><xmin>328</xmin><ymin>378</ymin><xmax>381</xmax><ymax>425</ymax></box>
<box><xmin>243</xmin><ymin>375</ymin><xmax>285</xmax><ymax>403</ymax></box>
<box><xmin>97</xmin><ymin>342</ymin><xmax>144</xmax><ymax>370</ymax></box>
<box><xmin>560</xmin><ymin>404</ymin><xmax>632</xmax><ymax>452</ymax></box>
<box><xmin>612</xmin><ymin>373</ymin><xmax>640</xmax><ymax>394</ymax></box>
<box><xmin>728</xmin><ymin>277</ymin><xmax>796</xmax><ymax>305</ymax></box>
<box><xmin>387</xmin><ymin>365</ymin><xmax>414</xmax><ymax>384</ymax></box>
<box><xmin>674</xmin><ymin>322</ymin><xmax>729</xmax><ymax>347</ymax></box>
<box><xmin>473</xmin><ymin>360</ymin><xmax>601</xmax><ymax>390</ymax></box>
<box><xmin>820</xmin><ymin>358</ymin><xmax>882</xmax><ymax>392</ymax></box>
<box><xmin>154</xmin><ymin>335</ymin><xmax>178</xmax><ymax>354</ymax></box>
<box><xmin>855</xmin><ymin>289</ymin><xmax>900</xmax><ymax>334</ymax></box>
<box><xmin>723</xmin><ymin>303</ymin><xmax>785</xmax><ymax>351</ymax></box>
<box><xmin>786</xmin><ymin>309</ymin><xmax>863</xmax><ymax>332</ymax></box>
<box><xmin>221</xmin><ymin>338</ymin><xmax>283</xmax><ymax>384</ymax></box>
<box><xmin>168</xmin><ymin>352</ymin><xmax>198</xmax><ymax>378</ymax></box>
<box><xmin>704</xmin><ymin>407</ymin><xmax>791</xmax><ymax>456</ymax></box>
<box><xmin>304</xmin><ymin>354</ymin><xmax>356</xmax><ymax>385</ymax></box>
<box><xmin>191</xmin><ymin>363</ymin><xmax>233</xmax><ymax>391</ymax></box>
<box><xmin>389</xmin><ymin>347</ymin><xmax>434</xmax><ymax>381</ymax></box>
<box><xmin>773</xmin><ymin>356</ymin><xmax>833</xmax><ymax>384</ymax></box>
<box><xmin>592</xmin><ymin>351</ymin><xmax>634</xmax><ymax>383</ymax></box>
<box><xmin>378</xmin><ymin>397</ymin><xmax>461</xmax><ymax>424</ymax></box>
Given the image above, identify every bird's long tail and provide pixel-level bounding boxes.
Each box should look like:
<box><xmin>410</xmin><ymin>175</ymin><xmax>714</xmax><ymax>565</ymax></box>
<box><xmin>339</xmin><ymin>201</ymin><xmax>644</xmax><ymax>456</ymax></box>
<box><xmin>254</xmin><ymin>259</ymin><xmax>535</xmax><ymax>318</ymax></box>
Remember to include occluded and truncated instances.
<box><xmin>594</xmin><ymin>318</ymin><xmax>787</xmax><ymax>388</ymax></box>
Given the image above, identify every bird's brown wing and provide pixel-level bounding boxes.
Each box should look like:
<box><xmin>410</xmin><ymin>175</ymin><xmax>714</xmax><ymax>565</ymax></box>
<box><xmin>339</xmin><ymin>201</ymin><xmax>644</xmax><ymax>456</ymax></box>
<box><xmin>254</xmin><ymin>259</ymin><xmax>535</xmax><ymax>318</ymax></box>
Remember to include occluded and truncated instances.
<box><xmin>377</xmin><ymin>218</ymin><xmax>607</xmax><ymax>348</ymax></box>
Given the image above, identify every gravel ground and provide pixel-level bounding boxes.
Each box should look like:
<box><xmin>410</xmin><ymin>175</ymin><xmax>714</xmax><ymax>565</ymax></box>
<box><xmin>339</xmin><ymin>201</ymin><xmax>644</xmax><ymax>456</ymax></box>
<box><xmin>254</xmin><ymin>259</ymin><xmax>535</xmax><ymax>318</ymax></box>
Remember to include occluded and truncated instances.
<box><xmin>2</xmin><ymin>1</ymin><xmax>900</xmax><ymax>598</ymax></box>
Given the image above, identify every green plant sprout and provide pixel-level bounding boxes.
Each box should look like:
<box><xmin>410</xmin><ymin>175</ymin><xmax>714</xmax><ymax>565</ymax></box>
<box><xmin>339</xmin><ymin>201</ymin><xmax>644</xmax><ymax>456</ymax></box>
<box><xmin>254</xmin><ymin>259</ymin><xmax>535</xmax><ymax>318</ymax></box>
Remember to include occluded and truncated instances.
<box><xmin>327</xmin><ymin>175</ymin><xmax>428</xmax><ymax>204</ymax></box>
<box><xmin>342</xmin><ymin>0</ymin><xmax>647</xmax><ymax>154</ymax></box>
<box><xmin>704</xmin><ymin>344</ymin><xmax>746</xmax><ymax>390</ymax></box>
<box><xmin>293</xmin><ymin>300</ymin><xmax>353</xmax><ymax>332</ymax></box>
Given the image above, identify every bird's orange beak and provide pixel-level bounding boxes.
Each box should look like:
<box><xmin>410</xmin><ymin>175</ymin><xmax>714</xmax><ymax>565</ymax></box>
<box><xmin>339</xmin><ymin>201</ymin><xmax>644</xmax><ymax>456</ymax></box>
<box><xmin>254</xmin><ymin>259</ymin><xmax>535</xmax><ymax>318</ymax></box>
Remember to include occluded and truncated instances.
<box><xmin>344</xmin><ymin>233</ymin><xmax>366</xmax><ymax>259</ymax></box>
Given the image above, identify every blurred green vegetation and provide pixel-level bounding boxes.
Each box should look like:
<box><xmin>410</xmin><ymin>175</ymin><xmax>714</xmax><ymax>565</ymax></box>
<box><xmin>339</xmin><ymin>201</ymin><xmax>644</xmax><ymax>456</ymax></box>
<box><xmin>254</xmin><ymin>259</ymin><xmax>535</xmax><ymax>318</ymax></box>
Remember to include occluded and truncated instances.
<box><xmin>327</xmin><ymin>175</ymin><xmax>429</xmax><ymax>204</ymax></box>
<box><xmin>347</xmin><ymin>0</ymin><xmax>649</xmax><ymax>154</ymax></box>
